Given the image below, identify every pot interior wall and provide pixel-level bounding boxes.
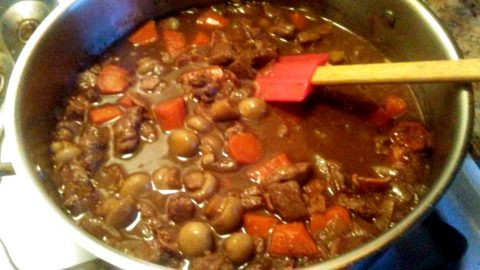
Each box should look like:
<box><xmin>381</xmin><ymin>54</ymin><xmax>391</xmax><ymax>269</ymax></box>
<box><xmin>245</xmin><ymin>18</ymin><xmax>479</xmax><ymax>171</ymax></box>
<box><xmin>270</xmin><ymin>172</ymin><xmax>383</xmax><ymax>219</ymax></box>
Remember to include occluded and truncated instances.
<box><xmin>11</xmin><ymin>0</ymin><xmax>471</xmax><ymax>267</ymax></box>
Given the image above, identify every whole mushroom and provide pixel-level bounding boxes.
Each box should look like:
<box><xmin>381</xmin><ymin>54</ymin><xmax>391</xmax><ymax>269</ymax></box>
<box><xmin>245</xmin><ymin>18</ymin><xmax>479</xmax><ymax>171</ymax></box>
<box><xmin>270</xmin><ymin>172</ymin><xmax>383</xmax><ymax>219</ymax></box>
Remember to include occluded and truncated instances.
<box><xmin>238</xmin><ymin>97</ymin><xmax>267</xmax><ymax>121</ymax></box>
<box><xmin>177</xmin><ymin>221</ymin><xmax>214</xmax><ymax>257</ymax></box>
<box><xmin>205</xmin><ymin>196</ymin><xmax>244</xmax><ymax>234</ymax></box>
<box><xmin>169</xmin><ymin>129</ymin><xmax>200</xmax><ymax>158</ymax></box>
<box><xmin>152</xmin><ymin>166</ymin><xmax>181</xmax><ymax>190</ymax></box>
<box><xmin>183</xmin><ymin>170</ymin><xmax>218</xmax><ymax>202</ymax></box>
<box><xmin>119</xmin><ymin>172</ymin><xmax>152</xmax><ymax>199</ymax></box>
<box><xmin>224</xmin><ymin>233</ymin><xmax>254</xmax><ymax>264</ymax></box>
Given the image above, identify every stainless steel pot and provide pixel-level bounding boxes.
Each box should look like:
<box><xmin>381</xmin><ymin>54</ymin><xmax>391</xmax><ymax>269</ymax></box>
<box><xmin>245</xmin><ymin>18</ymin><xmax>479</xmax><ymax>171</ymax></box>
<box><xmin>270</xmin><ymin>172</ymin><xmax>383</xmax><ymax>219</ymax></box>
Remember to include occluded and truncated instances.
<box><xmin>1</xmin><ymin>0</ymin><xmax>473</xmax><ymax>269</ymax></box>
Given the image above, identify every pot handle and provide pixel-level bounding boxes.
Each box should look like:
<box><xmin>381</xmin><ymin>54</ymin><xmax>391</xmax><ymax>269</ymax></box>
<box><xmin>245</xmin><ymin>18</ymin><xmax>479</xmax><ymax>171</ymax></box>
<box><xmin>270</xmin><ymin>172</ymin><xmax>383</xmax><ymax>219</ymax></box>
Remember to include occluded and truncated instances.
<box><xmin>0</xmin><ymin>0</ymin><xmax>56</xmax><ymax>181</ymax></box>
<box><xmin>0</xmin><ymin>48</ymin><xmax>16</xmax><ymax>180</ymax></box>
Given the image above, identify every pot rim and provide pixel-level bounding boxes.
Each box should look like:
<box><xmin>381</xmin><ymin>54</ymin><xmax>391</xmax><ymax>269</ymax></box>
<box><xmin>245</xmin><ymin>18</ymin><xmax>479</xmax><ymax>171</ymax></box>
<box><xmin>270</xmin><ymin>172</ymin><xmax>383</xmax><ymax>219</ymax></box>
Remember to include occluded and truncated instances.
<box><xmin>4</xmin><ymin>0</ymin><xmax>473</xmax><ymax>269</ymax></box>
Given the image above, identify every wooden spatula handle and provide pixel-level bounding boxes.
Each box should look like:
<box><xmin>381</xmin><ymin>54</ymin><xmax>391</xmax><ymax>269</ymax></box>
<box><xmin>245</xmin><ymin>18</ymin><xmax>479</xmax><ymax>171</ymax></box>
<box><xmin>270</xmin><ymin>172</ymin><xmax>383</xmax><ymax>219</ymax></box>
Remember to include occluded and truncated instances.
<box><xmin>312</xmin><ymin>58</ymin><xmax>480</xmax><ymax>85</ymax></box>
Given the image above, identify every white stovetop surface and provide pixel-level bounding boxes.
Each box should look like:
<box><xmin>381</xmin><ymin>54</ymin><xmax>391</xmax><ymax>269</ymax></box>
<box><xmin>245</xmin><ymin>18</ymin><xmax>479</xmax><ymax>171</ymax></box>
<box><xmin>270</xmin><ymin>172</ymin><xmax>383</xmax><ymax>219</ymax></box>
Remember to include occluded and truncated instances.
<box><xmin>0</xmin><ymin>0</ymin><xmax>90</xmax><ymax>267</ymax></box>
<box><xmin>0</xmin><ymin>152</ymin><xmax>95</xmax><ymax>270</ymax></box>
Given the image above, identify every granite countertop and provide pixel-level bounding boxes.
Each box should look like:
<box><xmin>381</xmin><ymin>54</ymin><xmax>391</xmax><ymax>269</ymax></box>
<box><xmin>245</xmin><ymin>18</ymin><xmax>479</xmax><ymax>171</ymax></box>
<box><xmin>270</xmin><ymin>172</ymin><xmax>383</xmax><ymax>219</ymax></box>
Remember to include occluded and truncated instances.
<box><xmin>423</xmin><ymin>0</ymin><xmax>480</xmax><ymax>159</ymax></box>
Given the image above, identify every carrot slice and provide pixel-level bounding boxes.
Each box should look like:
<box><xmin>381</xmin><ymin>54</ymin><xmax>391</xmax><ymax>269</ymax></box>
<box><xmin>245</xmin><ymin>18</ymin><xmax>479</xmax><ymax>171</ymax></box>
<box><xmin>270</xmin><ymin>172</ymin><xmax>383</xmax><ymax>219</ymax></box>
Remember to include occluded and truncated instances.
<box><xmin>128</xmin><ymin>20</ymin><xmax>159</xmax><ymax>45</ymax></box>
<box><xmin>118</xmin><ymin>95</ymin><xmax>135</xmax><ymax>108</ymax></box>
<box><xmin>369</xmin><ymin>95</ymin><xmax>407</xmax><ymax>126</ymax></box>
<box><xmin>192</xmin><ymin>31</ymin><xmax>211</xmax><ymax>46</ymax></box>
<box><xmin>290</xmin><ymin>12</ymin><xmax>307</xmax><ymax>30</ymax></box>
<box><xmin>269</xmin><ymin>223</ymin><xmax>320</xmax><ymax>257</ymax></box>
<box><xmin>228</xmin><ymin>132</ymin><xmax>263</xmax><ymax>164</ymax></box>
<box><xmin>97</xmin><ymin>64</ymin><xmax>130</xmax><ymax>94</ymax></box>
<box><xmin>89</xmin><ymin>104</ymin><xmax>122</xmax><ymax>125</ymax></box>
<box><xmin>383</xmin><ymin>95</ymin><xmax>407</xmax><ymax>118</ymax></box>
<box><xmin>368</xmin><ymin>109</ymin><xmax>391</xmax><ymax>126</ymax></box>
<box><xmin>196</xmin><ymin>9</ymin><xmax>230</xmax><ymax>29</ymax></box>
<box><xmin>162</xmin><ymin>29</ymin><xmax>186</xmax><ymax>56</ymax></box>
<box><xmin>247</xmin><ymin>153</ymin><xmax>291</xmax><ymax>183</ymax></box>
<box><xmin>152</xmin><ymin>97</ymin><xmax>186</xmax><ymax>131</ymax></box>
<box><xmin>309</xmin><ymin>205</ymin><xmax>351</xmax><ymax>234</ymax></box>
<box><xmin>243</xmin><ymin>212</ymin><xmax>278</xmax><ymax>238</ymax></box>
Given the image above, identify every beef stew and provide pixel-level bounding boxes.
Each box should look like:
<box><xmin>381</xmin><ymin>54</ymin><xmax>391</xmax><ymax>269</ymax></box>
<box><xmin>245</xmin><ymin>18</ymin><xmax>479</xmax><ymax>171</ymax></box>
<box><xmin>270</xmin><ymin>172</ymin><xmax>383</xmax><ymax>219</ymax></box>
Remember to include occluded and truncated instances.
<box><xmin>50</xmin><ymin>1</ymin><xmax>432</xmax><ymax>268</ymax></box>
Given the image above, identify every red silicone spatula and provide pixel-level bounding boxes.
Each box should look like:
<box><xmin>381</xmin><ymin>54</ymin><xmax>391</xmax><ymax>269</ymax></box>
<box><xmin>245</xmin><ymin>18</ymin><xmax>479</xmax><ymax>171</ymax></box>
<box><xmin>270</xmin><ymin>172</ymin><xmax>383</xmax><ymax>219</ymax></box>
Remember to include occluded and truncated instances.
<box><xmin>256</xmin><ymin>54</ymin><xmax>330</xmax><ymax>102</ymax></box>
<box><xmin>255</xmin><ymin>53</ymin><xmax>480</xmax><ymax>102</ymax></box>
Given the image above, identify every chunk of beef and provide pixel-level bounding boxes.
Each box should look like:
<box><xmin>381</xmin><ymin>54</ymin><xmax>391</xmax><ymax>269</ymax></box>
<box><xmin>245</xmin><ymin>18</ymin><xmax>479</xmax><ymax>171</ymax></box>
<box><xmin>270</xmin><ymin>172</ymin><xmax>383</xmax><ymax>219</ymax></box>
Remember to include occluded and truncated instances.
<box><xmin>192</xmin><ymin>83</ymin><xmax>220</xmax><ymax>103</ymax></box>
<box><xmin>267</xmin><ymin>181</ymin><xmax>308</xmax><ymax>221</ymax></box>
<box><xmin>114</xmin><ymin>106</ymin><xmax>143</xmax><ymax>154</ymax></box>
<box><xmin>390</xmin><ymin>121</ymin><xmax>433</xmax><ymax>152</ymax></box>
<box><xmin>239</xmin><ymin>185</ymin><xmax>265</xmax><ymax>210</ymax></box>
<box><xmin>60</xmin><ymin>160</ymin><xmax>98</xmax><ymax>215</ymax></box>
<box><xmin>189</xmin><ymin>252</ymin><xmax>234</xmax><ymax>270</ymax></box>
<box><xmin>335</xmin><ymin>193</ymin><xmax>382</xmax><ymax>218</ymax></box>
<box><xmin>180</xmin><ymin>66</ymin><xmax>231</xmax><ymax>86</ymax></box>
<box><xmin>166</xmin><ymin>194</ymin><xmax>196</xmax><ymax>223</ymax></box>
<box><xmin>180</xmin><ymin>66</ymin><xmax>237</xmax><ymax>103</ymax></box>
<box><xmin>177</xmin><ymin>37</ymin><xmax>209</xmax><ymax>57</ymax></box>
<box><xmin>156</xmin><ymin>226</ymin><xmax>181</xmax><ymax>257</ymax></box>
<box><xmin>78</xmin><ymin>125</ymin><xmax>109</xmax><ymax>172</ymax></box>
<box><xmin>269</xmin><ymin>162</ymin><xmax>313</xmax><ymax>184</ymax></box>
<box><xmin>297</xmin><ymin>24</ymin><xmax>333</xmax><ymax>44</ymax></box>
<box><xmin>250</xmin><ymin>37</ymin><xmax>278</xmax><ymax>68</ymax></box>
<box><xmin>64</xmin><ymin>95</ymin><xmax>90</xmax><ymax>121</ymax></box>
<box><xmin>303</xmin><ymin>179</ymin><xmax>328</xmax><ymax>214</ymax></box>
<box><xmin>388</xmin><ymin>144</ymin><xmax>430</xmax><ymax>184</ymax></box>
<box><xmin>228</xmin><ymin>58</ymin><xmax>256</xmax><ymax>79</ymax></box>
<box><xmin>54</xmin><ymin>120</ymin><xmax>82</xmax><ymax>141</ymax></box>
<box><xmin>94</xmin><ymin>164</ymin><xmax>125</xmax><ymax>191</ymax></box>
<box><xmin>209</xmin><ymin>42</ymin><xmax>234</xmax><ymax>66</ymax></box>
